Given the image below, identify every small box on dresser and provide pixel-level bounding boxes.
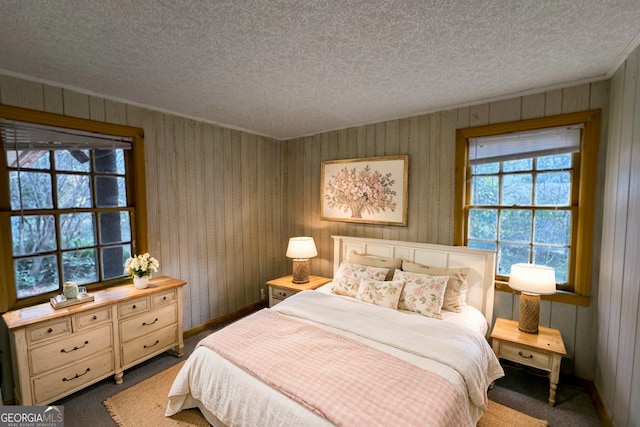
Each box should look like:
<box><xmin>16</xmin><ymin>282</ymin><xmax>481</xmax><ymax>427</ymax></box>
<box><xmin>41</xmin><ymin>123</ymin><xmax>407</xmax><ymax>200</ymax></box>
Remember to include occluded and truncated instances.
<box><xmin>2</xmin><ymin>276</ymin><xmax>186</xmax><ymax>406</ymax></box>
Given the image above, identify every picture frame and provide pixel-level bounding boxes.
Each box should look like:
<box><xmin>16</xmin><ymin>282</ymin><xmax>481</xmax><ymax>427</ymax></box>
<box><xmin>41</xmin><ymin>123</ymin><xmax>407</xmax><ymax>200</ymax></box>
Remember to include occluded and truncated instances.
<box><xmin>321</xmin><ymin>155</ymin><xmax>408</xmax><ymax>226</ymax></box>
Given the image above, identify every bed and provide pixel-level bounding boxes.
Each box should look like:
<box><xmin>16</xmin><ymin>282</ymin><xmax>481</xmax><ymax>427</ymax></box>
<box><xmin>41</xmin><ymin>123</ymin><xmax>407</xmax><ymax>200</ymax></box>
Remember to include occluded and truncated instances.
<box><xmin>166</xmin><ymin>235</ymin><xmax>504</xmax><ymax>426</ymax></box>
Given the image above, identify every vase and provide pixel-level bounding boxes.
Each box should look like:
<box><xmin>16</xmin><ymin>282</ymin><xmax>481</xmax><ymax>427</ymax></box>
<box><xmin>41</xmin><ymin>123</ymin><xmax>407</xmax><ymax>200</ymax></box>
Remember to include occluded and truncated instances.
<box><xmin>133</xmin><ymin>275</ymin><xmax>150</xmax><ymax>289</ymax></box>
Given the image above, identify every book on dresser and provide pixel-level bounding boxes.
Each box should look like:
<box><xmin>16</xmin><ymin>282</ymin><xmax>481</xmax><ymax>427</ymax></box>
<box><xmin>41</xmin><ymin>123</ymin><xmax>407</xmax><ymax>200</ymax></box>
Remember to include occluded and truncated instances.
<box><xmin>1</xmin><ymin>276</ymin><xmax>186</xmax><ymax>406</ymax></box>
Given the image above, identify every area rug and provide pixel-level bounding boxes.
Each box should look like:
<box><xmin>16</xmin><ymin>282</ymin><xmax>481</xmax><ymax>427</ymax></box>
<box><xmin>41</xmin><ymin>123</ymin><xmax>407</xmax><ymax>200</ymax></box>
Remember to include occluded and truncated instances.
<box><xmin>104</xmin><ymin>361</ymin><xmax>549</xmax><ymax>427</ymax></box>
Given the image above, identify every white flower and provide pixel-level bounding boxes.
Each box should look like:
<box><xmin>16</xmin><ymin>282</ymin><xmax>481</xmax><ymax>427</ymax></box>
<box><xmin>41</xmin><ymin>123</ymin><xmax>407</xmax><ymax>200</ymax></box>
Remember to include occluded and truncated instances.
<box><xmin>124</xmin><ymin>253</ymin><xmax>160</xmax><ymax>278</ymax></box>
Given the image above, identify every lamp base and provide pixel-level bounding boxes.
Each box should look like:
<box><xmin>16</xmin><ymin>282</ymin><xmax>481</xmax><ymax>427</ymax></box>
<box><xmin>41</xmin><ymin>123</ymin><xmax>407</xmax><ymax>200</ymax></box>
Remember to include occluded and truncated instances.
<box><xmin>292</xmin><ymin>259</ymin><xmax>310</xmax><ymax>284</ymax></box>
<box><xmin>518</xmin><ymin>292</ymin><xmax>540</xmax><ymax>334</ymax></box>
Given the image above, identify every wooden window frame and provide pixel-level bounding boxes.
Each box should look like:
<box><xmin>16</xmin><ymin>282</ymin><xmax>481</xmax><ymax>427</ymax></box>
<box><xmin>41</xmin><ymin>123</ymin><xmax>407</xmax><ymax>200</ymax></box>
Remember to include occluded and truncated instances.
<box><xmin>0</xmin><ymin>105</ymin><xmax>147</xmax><ymax>311</ymax></box>
<box><xmin>455</xmin><ymin>110</ymin><xmax>601</xmax><ymax>306</ymax></box>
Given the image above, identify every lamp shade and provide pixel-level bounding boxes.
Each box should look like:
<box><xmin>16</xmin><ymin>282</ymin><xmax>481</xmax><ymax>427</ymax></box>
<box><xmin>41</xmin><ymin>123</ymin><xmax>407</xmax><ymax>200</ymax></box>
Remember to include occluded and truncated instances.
<box><xmin>286</xmin><ymin>237</ymin><xmax>318</xmax><ymax>259</ymax></box>
<box><xmin>508</xmin><ymin>263</ymin><xmax>556</xmax><ymax>295</ymax></box>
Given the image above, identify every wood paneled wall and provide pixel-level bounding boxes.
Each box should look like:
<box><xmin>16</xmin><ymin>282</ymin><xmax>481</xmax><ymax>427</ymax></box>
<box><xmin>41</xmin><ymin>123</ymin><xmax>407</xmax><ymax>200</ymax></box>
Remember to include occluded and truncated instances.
<box><xmin>282</xmin><ymin>81</ymin><xmax>611</xmax><ymax>381</ymax></box>
<box><xmin>597</xmin><ymin>45</ymin><xmax>640</xmax><ymax>426</ymax></box>
<box><xmin>0</xmin><ymin>74</ymin><xmax>284</xmax><ymax>330</ymax></box>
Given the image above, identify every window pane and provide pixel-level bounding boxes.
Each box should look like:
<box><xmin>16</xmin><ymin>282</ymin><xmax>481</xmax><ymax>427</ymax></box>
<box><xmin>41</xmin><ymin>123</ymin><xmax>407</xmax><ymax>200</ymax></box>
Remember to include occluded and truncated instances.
<box><xmin>534</xmin><ymin>210</ymin><xmax>571</xmax><ymax>245</ymax></box>
<box><xmin>6</xmin><ymin>149</ymin><xmax>50</xmax><ymax>169</ymax></box>
<box><xmin>503</xmin><ymin>158</ymin><xmax>532</xmax><ymax>173</ymax></box>
<box><xmin>10</xmin><ymin>171</ymin><xmax>53</xmax><ymax>210</ymax></box>
<box><xmin>537</xmin><ymin>153</ymin><xmax>572</xmax><ymax>171</ymax></box>
<box><xmin>63</xmin><ymin>249</ymin><xmax>97</xmax><ymax>285</ymax></box>
<box><xmin>468</xmin><ymin>240</ymin><xmax>497</xmax><ymax>251</ymax></box>
<box><xmin>498</xmin><ymin>243</ymin><xmax>530</xmax><ymax>276</ymax></box>
<box><xmin>100</xmin><ymin>211</ymin><xmax>131</xmax><ymax>244</ymax></box>
<box><xmin>11</xmin><ymin>215</ymin><xmax>57</xmax><ymax>256</ymax></box>
<box><xmin>102</xmin><ymin>244</ymin><xmax>131</xmax><ymax>280</ymax></box>
<box><xmin>535</xmin><ymin>172</ymin><xmax>571</xmax><ymax>206</ymax></box>
<box><xmin>94</xmin><ymin>149</ymin><xmax>125</xmax><ymax>174</ymax></box>
<box><xmin>15</xmin><ymin>255</ymin><xmax>59</xmax><ymax>298</ymax></box>
<box><xmin>471</xmin><ymin>175</ymin><xmax>498</xmax><ymax>205</ymax></box>
<box><xmin>60</xmin><ymin>213</ymin><xmax>96</xmax><ymax>249</ymax></box>
<box><xmin>95</xmin><ymin>176</ymin><xmax>127</xmax><ymax>207</ymax></box>
<box><xmin>57</xmin><ymin>174</ymin><xmax>92</xmax><ymax>208</ymax></box>
<box><xmin>502</xmin><ymin>173</ymin><xmax>532</xmax><ymax>206</ymax></box>
<box><xmin>55</xmin><ymin>150</ymin><xmax>90</xmax><ymax>172</ymax></box>
<box><xmin>469</xmin><ymin>208</ymin><xmax>497</xmax><ymax>240</ymax></box>
<box><xmin>533</xmin><ymin>246</ymin><xmax>569</xmax><ymax>284</ymax></box>
<box><xmin>499</xmin><ymin>209</ymin><xmax>532</xmax><ymax>242</ymax></box>
<box><xmin>473</xmin><ymin>162</ymin><xmax>499</xmax><ymax>174</ymax></box>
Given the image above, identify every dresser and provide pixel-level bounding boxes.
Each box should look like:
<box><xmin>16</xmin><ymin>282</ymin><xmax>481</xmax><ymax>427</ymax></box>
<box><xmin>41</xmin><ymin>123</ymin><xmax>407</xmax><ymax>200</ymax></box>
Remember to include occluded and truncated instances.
<box><xmin>2</xmin><ymin>276</ymin><xmax>186</xmax><ymax>405</ymax></box>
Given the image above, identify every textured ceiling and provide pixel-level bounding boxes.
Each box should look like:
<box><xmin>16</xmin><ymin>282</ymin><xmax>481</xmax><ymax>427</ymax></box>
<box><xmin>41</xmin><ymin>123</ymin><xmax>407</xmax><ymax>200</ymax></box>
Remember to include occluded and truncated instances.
<box><xmin>1</xmin><ymin>1</ymin><xmax>639</xmax><ymax>140</ymax></box>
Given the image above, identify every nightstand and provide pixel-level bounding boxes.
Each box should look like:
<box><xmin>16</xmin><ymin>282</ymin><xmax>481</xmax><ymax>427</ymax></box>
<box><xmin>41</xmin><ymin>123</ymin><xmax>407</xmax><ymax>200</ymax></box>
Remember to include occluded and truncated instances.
<box><xmin>491</xmin><ymin>318</ymin><xmax>567</xmax><ymax>406</ymax></box>
<box><xmin>266</xmin><ymin>275</ymin><xmax>332</xmax><ymax>307</ymax></box>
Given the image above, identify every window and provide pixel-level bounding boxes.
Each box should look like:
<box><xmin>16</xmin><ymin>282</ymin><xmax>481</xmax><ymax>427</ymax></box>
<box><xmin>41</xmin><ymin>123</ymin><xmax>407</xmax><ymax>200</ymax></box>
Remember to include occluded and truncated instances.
<box><xmin>0</xmin><ymin>105</ymin><xmax>147</xmax><ymax>310</ymax></box>
<box><xmin>455</xmin><ymin>111</ymin><xmax>600</xmax><ymax>304</ymax></box>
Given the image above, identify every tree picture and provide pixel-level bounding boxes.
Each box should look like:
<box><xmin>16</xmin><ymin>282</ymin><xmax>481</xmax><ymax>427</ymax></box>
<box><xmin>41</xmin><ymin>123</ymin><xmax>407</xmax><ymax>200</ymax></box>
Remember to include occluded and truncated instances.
<box><xmin>321</xmin><ymin>156</ymin><xmax>408</xmax><ymax>226</ymax></box>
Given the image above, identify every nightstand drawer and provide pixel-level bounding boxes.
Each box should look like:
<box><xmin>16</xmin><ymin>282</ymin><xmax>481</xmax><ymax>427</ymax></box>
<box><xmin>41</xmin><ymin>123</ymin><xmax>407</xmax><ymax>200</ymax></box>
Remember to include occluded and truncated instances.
<box><xmin>272</xmin><ymin>287</ymin><xmax>298</xmax><ymax>300</ymax></box>
<box><xmin>499</xmin><ymin>342</ymin><xmax>552</xmax><ymax>370</ymax></box>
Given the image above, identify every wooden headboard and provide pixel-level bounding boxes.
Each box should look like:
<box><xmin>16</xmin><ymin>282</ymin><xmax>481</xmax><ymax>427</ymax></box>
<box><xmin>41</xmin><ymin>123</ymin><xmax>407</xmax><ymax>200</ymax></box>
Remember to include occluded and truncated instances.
<box><xmin>332</xmin><ymin>235</ymin><xmax>497</xmax><ymax>326</ymax></box>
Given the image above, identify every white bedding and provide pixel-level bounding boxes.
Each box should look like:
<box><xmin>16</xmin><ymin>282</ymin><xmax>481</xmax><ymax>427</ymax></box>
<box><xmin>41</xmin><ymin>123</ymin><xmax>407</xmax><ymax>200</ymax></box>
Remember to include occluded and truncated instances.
<box><xmin>315</xmin><ymin>282</ymin><xmax>490</xmax><ymax>336</ymax></box>
<box><xmin>166</xmin><ymin>290</ymin><xmax>503</xmax><ymax>426</ymax></box>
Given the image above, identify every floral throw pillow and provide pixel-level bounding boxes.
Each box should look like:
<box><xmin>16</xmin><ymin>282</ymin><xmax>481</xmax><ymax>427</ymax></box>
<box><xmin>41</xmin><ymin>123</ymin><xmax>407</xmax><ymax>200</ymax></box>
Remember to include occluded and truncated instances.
<box><xmin>393</xmin><ymin>269</ymin><xmax>449</xmax><ymax>319</ymax></box>
<box><xmin>355</xmin><ymin>279</ymin><xmax>405</xmax><ymax>309</ymax></box>
<box><xmin>331</xmin><ymin>262</ymin><xmax>389</xmax><ymax>297</ymax></box>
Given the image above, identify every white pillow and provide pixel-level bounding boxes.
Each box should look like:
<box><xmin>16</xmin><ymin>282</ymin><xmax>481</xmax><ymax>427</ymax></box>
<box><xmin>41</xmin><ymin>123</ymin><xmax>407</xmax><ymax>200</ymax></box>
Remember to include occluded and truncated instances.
<box><xmin>355</xmin><ymin>279</ymin><xmax>405</xmax><ymax>309</ymax></box>
<box><xmin>393</xmin><ymin>269</ymin><xmax>449</xmax><ymax>319</ymax></box>
<box><xmin>331</xmin><ymin>262</ymin><xmax>389</xmax><ymax>297</ymax></box>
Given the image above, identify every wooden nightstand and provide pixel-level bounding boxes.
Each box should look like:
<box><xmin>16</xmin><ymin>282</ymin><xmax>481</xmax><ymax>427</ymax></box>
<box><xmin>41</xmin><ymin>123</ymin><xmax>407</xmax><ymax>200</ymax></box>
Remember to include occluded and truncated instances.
<box><xmin>266</xmin><ymin>275</ymin><xmax>332</xmax><ymax>307</ymax></box>
<box><xmin>490</xmin><ymin>317</ymin><xmax>567</xmax><ymax>406</ymax></box>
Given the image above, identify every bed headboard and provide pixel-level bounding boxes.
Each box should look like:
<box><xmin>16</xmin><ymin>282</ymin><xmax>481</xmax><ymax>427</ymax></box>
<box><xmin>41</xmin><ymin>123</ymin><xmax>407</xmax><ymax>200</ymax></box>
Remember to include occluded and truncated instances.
<box><xmin>331</xmin><ymin>235</ymin><xmax>497</xmax><ymax>327</ymax></box>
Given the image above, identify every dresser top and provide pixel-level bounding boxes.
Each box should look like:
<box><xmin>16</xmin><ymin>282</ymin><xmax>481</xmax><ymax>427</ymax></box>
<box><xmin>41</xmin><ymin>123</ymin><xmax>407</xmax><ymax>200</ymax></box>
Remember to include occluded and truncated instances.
<box><xmin>2</xmin><ymin>276</ymin><xmax>186</xmax><ymax>330</ymax></box>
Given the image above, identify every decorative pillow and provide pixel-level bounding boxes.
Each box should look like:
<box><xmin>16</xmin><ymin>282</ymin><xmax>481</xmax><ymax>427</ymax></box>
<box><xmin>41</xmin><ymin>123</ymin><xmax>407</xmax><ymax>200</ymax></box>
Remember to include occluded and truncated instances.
<box><xmin>402</xmin><ymin>260</ymin><xmax>469</xmax><ymax>313</ymax></box>
<box><xmin>393</xmin><ymin>269</ymin><xmax>449</xmax><ymax>319</ymax></box>
<box><xmin>355</xmin><ymin>279</ymin><xmax>405</xmax><ymax>309</ymax></box>
<box><xmin>348</xmin><ymin>251</ymin><xmax>402</xmax><ymax>281</ymax></box>
<box><xmin>331</xmin><ymin>262</ymin><xmax>389</xmax><ymax>297</ymax></box>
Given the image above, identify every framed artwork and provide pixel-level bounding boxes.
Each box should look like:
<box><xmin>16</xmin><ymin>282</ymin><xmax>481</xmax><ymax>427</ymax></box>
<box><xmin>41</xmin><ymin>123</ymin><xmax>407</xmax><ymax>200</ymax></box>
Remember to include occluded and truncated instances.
<box><xmin>321</xmin><ymin>155</ymin><xmax>408</xmax><ymax>226</ymax></box>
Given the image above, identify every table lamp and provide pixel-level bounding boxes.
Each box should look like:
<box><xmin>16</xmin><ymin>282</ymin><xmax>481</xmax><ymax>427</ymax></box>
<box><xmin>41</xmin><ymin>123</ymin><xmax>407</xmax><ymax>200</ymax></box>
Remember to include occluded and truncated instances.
<box><xmin>508</xmin><ymin>263</ymin><xmax>556</xmax><ymax>334</ymax></box>
<box><xmin>286</xmin><ymin>237</ymin><xmax>318</xmax><ymax>284</ymax></box>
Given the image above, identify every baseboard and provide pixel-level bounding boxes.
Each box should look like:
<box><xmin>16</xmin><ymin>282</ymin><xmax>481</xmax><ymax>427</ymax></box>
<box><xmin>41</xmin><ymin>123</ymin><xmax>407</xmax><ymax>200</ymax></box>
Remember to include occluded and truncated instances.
<box><xmin>580</xmin><ymin>379</ymin><xmax>612</xmax><ymax>427</ymax></box>
<box><xmin>183</xmin><ymin>300</ymin><xmax>267</xmax><ymax>339</ymax></box>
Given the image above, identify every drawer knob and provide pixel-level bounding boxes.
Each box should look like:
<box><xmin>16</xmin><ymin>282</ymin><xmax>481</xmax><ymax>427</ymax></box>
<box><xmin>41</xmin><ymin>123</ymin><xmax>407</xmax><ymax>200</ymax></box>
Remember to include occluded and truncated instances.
<box><xmin>62</xmin><ymin>367</ymin><xmax>90</xmax><ymax>382</ymax></box>
<box><xmin>142</xmin><ymin>318</ymin><xmax>159</xmax><ymax>326</ymax></box>
<box><xmin>47</xmin><ymin>328</ymin><xmax>53</xmax><ymax>333</ymax></box>
<box><xmin>92</xmin><ymin>315</ymin><xmax>98</xmax><ymax>320</ymax></box>
<box><xmin>518</xmin><ymin>351</ymin><xmax>534</xmax><ymax>359</ymax></box>
<box><xmin>144</xmin><ymin>339</ymin><xmax>160</xmax><ymax>349</ymax></box>
<box><xmin>61</xmin><ymin>340</ymin><xmax>89</xmax><ymax>353</ymax></box>
<box><xmin>132</xmin><ymin>304</ymin><xmax>137</xmax><ymax>309</ymax></box>
<box><xmin>163</xmin><ymin>296</ymin><xmax>167</xmax><ymax>300</ymax></box>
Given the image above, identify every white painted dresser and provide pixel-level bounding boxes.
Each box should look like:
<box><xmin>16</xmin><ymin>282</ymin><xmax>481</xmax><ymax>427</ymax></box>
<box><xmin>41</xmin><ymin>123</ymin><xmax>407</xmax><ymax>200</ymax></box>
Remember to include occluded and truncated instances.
<box><xmin>2</xmin><ymin>276</ymin><xmax>186</xmax><ymax>405</ymax></box>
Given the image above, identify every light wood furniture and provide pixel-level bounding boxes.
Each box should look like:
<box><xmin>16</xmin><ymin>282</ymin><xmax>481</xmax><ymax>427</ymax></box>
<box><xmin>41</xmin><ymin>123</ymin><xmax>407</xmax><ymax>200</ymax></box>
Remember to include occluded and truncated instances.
<box><xmin>490</xmin><ymin>317</ymin><xmax>567</xmax><ymax>406</ymax></box>
<box><xmin>266</xmin><ymin>275</ymin><xmax>332</xmax><ymax>307</ymax></box>
<box><xmin>2</xmin><ymin>276</ymin><xmax>186</xmax><ymax>405</ymax></box>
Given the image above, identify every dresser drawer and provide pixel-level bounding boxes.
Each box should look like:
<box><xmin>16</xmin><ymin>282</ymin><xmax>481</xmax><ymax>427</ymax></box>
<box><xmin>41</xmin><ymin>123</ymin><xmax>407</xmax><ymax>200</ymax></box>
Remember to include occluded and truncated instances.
<box><xmin>119</xmin><ymin>304</ymin><xmax>177</xmax><ymax>343</ymax></box>
<box><xmin>499</xmin><ymin>342</ymin><xmax>552</xmax><ymax>371</ymax></box>
<box><xmin>117</xmin><ymin>297</ymin><xmax>150</xmax><ymax>318</ymax></box>
<box><xmin>152</xmin><ymin>289</ymin><xmax>177</xmax><ymax>306</ymax></box>
<box><xmin>26</xmin><ymin>318</ymin><xmax>72</xmax><ymax>344</ymax></box>
<box><xmin>75</xmin><ymin>307</ymin><xmax>111</xmax><ymax>330</ymax></box>
<box><xmin>121</xmin><ymin>325</ymin><xmax>178</xmax><ymax>366</ymax></box>
<box><xmin>32</xmin><ymin>350</ymin><xmax>114</xmax><ymax>405</ymax></box>
<box><xmin>29</xmin><ymin>324</ymin><xmax>112</xmax><ymax>375</ymax></box>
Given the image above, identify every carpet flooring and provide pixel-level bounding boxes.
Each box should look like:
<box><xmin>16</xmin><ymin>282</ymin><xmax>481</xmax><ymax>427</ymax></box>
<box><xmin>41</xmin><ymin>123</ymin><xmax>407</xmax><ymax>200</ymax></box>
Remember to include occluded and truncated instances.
<box><xmin>52</xmin><ymin>326</ymin><xmax>603</xmax><ymax>426</ymax></box>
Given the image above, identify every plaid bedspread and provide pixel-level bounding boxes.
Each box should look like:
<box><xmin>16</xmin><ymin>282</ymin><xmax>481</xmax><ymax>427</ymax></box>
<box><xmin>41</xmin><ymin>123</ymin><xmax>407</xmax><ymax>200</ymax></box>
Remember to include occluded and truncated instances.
<box><xmin>197</xmin><ymin>309</ymin><xmax>473</xmax><ymax>427</ymax></box>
